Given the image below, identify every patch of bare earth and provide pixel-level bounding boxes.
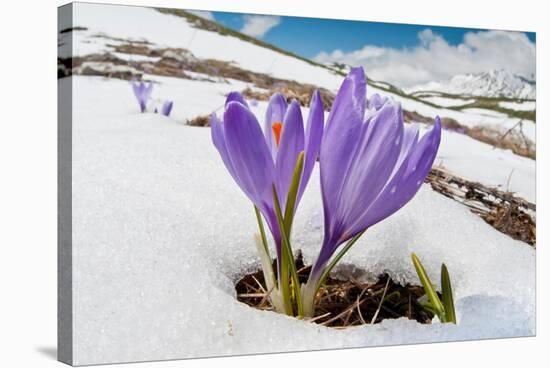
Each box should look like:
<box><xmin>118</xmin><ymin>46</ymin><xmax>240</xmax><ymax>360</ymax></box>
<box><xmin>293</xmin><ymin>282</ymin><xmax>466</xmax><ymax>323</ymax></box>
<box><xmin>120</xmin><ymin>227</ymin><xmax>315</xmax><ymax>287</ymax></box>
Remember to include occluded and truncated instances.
<box><xmin>235</xmin><ymin>253</ymin><xmax>433</xmax><ymax>328</ymax></box>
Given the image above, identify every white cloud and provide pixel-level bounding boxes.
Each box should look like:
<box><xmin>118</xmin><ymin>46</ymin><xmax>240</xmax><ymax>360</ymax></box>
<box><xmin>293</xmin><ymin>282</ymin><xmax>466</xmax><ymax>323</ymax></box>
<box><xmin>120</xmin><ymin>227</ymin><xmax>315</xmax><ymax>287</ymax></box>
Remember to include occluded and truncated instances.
<box><xmin>187</xmin><ymin>10</ymin><xmax>215</xmax><ymax>21</ymax></box>
<box><xmin>240</xmin><ymin>15</ymin><xmax>281</xmax><ymax>38</ymax></box>
<box><xmin>314</xmin><ymin>29</ymin><xmax>536</xmax><ymax>88</ymax></box>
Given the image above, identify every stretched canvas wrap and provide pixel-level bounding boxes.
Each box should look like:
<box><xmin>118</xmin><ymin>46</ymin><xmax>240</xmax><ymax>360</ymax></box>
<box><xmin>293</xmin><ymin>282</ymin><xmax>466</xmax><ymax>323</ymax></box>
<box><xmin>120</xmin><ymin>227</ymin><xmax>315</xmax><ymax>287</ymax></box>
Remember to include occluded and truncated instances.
<box><xmin>58</xmin><ymin>2</ymin><xmax>536</xmax><ymax>366</ymax></box>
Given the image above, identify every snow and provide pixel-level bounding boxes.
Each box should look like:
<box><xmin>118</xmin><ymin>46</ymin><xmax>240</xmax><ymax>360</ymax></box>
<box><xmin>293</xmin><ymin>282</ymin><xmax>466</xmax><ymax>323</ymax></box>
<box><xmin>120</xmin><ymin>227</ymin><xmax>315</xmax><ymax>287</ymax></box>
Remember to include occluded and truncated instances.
<box><xmin>68</xmin><ymin>3</ymin><xmax>344</xmax><ymax>90</ymax></box>
<box><xmin>461</xmin><ymin>108</ymin><xmax>509</xmax><ymax>118</ymax></box>
<box><xmin>407</xmin><ymin>69</ymin><xmax>536</xmax><ymax>100</ymax></box>
<box><xmin>67</xmin><ymin>75</ymin><xmax>535</xmax><ymax>365</ymax></box>
<box><xmin>433</xmin><ymin>127</ymin><xmax>535</xmax><ymax>202</ymax></box>
<box><xmin>499</xmin><ymin>101</ymin><xmax>536</xmax><ymax>111</ymax></box>
<box><xmin>421</xmin><ymin>96</ymin><xmax>475</xmax><ymax>107</ymax></box>
<box><xmin>111</xmin><ymin>52</ymin><xmax>162</xmax><ymax>63</ymax></box>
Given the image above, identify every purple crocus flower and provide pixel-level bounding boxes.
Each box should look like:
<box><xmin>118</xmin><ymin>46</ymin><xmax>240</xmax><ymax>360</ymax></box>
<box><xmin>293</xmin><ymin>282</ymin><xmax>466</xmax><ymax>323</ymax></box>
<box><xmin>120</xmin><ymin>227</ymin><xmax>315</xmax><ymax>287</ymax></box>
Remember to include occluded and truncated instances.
<box><xmin>303</xmin><ymin>67</ymin><xmax>441</xmax><ymax>314</ymax></box>
<box><xmin>211</xmin><ymin>91</ymin><xmax>324</xmax><ymax>257</ymax></box>
<box><xmin>131</xmin><ymin>80</ymin><xmax>153</xmax><ymax>113</ymax></box>
<box><xmin>161</xmin><ymin>101</ymin><xmax>173</xmax><ymax>117</ymax></box>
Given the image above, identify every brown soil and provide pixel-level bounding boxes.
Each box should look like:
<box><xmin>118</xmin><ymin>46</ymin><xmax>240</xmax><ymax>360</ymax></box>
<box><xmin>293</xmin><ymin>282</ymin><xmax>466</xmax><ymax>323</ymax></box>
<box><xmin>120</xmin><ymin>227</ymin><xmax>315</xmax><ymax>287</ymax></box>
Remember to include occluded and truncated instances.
<box><xmin>235</xmin><ymin>253</ymin><xmax>433</xmax><ymax>328</ymax></box>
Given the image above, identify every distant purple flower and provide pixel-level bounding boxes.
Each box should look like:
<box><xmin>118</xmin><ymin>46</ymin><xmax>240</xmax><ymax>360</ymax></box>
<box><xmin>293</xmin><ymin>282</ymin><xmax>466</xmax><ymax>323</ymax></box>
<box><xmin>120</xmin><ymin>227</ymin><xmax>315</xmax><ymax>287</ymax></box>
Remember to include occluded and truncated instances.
<box><xmin>309</xmin><ymin>67</ymin><xmax>442</xmax><ymax>286</ymax></box>
<box><xmin>161</xmin><ymin>101</ymin><xmax>173</xmax><ymax>117</ymax></box>
<box><xmin>249</xmin><ymin>99</ymin><xmax>259</xmax><ymax>107</ymax></box>
<box><xmin>211</xmin><ymin>91</ymin><xmax>324</xmax><ymax>257</ymax></box>
<box><xmin>131</xmin><ymin>80</ymin><xmax>153</xmax><ymax>113</ymax></box>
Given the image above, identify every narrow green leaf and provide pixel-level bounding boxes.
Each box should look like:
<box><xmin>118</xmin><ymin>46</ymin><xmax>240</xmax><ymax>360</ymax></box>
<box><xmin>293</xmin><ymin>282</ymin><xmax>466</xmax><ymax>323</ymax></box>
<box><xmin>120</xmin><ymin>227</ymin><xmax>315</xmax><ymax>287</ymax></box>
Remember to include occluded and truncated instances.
<box><xmin>283</xmin><ymin>151</ymin><xmax>305</xmax><ymax>235</ymax></box>
<box><xmin>441</xmin><ymin>263</ymin><xmax>457</xmax><ymax>324</ymax></box>
<box><xmin>278</xmin><ymin>238</ymin><xmax>292</xmax><ymax>316</ymax></box>
<box><xmin>272</xmin><ymin>185</ymin><xmax>304</xmax><ymax>317</ymax></box>
<box><xmin>411</xmin><ymin>253</ymin><xmax>445</xmax><ymax>319</ymax></box>
<box><xmin>272</xmin><ymin>192</ymin><xmax>292</xmax><ymax>315</ymax></box>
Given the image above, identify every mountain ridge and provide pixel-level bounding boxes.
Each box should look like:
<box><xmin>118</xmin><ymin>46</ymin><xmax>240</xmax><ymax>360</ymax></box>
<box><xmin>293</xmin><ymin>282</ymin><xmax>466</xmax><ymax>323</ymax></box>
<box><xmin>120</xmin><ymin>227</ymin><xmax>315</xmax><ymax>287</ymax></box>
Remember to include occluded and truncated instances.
<box><xmin>407</xmin><ymin>69</ymin><xmax>535</xmax><ymax>100</ymax></box>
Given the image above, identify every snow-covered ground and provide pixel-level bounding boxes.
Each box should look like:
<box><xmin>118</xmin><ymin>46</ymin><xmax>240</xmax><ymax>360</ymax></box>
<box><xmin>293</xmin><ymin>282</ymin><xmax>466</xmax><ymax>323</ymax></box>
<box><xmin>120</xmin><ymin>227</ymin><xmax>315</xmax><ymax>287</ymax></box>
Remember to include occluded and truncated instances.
<box><xmin>499</xmin><ymin>101</ymin><xmax>536</xmax><ymax>111</ymax></box>
<box><xmin>432</xmin><ymin>128</ymin><xmax>535</xmax><ymax>202</ymax></box>
<box><xmin>461</xmin><ymin>107</ymin><xmax>509</xmax><ymax>118</ymax></box>
<box><xmin>420</xmin><ymin>96</ymin><xmax>475</xmax><ymax>107</ymax></box>
<box><xmin>64</xmin><ymin>3</ymin><xmax>344</xmax><ymax>90</ymax></box>
<box><xmin>68</xmin><ymin>76</ymin><xmax>535</xmax><ymax>365</ymax></box>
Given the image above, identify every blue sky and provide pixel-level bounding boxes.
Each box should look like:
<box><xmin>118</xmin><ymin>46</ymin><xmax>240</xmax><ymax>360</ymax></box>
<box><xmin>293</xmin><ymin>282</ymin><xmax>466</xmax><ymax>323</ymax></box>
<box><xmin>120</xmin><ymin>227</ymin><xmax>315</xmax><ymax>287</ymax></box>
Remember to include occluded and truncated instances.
<box><xmin>210</xmin><ymin>11</ymin><xmax>535</xmax><ymax>59</ymax></box>
<box><xmin>190</xmin><ymin>10</ymin><xmax>536</xmax><ymax>87</ymax></box>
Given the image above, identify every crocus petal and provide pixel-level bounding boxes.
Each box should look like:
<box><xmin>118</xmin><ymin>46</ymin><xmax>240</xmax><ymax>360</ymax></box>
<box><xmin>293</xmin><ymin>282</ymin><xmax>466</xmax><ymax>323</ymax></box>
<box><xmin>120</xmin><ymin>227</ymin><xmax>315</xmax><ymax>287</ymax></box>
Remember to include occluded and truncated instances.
<box><xmin>275</xmin><ymin>100</ymin><xmax>305</xmax><ymax>209</ymax></box>
<box><xmin>226</xmin><ymin>91</ymin><xmax>249</xmax><ymax>109</ymax></box>
<box><xmin>320</xmin><ymin>67</ymin><xmax>366</xmax><ymax>227</ymax></box>
<box><xmin>335</xmin><ymin>101</ymin><xmax>404</xmax><ymax>242</ymax></box>
<box><xmin>211</xmin><ymin>112</ymin><xmax>238</xmax><ymax>182</ymax></box>
<box><xmin>223</xmin><ymin>101</ymin><xmax>276</xmax><ymax>211</ymax></box>
<box><xmin>131</xmin><ymin>81</ymin><xmax>152</xmax><ymax>113</ymax></box>
<box><xmin>298</xmin><ymin>90</ymin><xmax>324</xmax><ymax>202</ymax></box>
<box><xmin>357</xmin><ymin>118</ymin><xmax>441</xmax><ymax>229</ymax></box>
<box><xmin>395</xmin><ymin>123</ymin><xmax>420</xmax><ymax>171</ymax></box>
<box><xmin>145</xmin><ymin>82</ymin><xmax>153</xmax><ymax>99</ymax></box>
<box><xmin>264</xmin><ymin>93</ymin><xmax>288</xmax><ymax>159</ymax></box>
<box><xmin>367</xmin><ymin>93</ymin><xmax>388</xmax><ymax>111</ymax></box>
<box><xmin>131</xmin><ymin>81</ymin><xmax>141</xmax><ymax>99</ymax></box>
<box><xmin>161</xmin><ymin>101</ymin><xmax>173</xmax><ymax>117</ymax></box>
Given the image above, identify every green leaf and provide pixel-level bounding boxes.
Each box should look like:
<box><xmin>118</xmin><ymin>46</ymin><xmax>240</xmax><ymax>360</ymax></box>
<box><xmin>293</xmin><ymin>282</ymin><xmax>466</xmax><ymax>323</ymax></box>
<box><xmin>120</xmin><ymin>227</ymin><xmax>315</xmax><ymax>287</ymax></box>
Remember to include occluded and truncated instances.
<box><xmin>283</xmin><ymin>151</ymin><xmax>305</xmax><ymax>235</ymax></box>
<box><xmin>441</xmin><ymin>263</ymin><xmax>457</xmax><ymax>324</ymax></box>
<box><xmin>411</xmin><ymin>253</ymin><xmax>445</xmax><ymax>319</ymax></box>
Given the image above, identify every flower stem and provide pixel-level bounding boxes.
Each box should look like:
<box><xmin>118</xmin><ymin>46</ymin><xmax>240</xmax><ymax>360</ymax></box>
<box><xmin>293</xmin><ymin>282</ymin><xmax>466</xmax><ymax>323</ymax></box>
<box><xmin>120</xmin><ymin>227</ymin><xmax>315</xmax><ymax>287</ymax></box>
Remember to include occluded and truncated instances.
<box><xmin>317</xmin><ymin>231</ymin><xmax>365</xmax><ymax>293</ymax></box>
<box><xmin>253</xmin><ymin>206</ymin><xmax>285</xmax><ymax>312</ymax></box>
<box><xmin>302</xmin><ymin>231</ymin><xmax>366</xmax><ymax>317</ymax></box>
<box><xmin>272</xmin><ymin>185</ymin><xmax>304</xmax><ymax>317</ymax></box>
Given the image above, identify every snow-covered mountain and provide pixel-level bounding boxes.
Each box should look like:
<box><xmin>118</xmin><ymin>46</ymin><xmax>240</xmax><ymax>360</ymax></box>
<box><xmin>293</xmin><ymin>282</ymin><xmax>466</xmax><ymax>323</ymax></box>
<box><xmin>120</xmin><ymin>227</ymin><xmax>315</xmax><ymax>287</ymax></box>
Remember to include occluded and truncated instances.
<box><xmin>407</xmin><ymin>70</ymin><xmax>536</xmax><ymax>99</ymax></box>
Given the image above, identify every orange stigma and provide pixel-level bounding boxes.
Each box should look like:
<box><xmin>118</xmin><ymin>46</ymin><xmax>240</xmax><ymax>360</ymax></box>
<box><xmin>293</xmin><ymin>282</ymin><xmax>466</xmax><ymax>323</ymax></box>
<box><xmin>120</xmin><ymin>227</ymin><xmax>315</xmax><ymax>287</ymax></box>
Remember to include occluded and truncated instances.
<box><xmin>272</xmin><ymin>122</ymin><xmax>282</xmax><ymax>146</ymax></box>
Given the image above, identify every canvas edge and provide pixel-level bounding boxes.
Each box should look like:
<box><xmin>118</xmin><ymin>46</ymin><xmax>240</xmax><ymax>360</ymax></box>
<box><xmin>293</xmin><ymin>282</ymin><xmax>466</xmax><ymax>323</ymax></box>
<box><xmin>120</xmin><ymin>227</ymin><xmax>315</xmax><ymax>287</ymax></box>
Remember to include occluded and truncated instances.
<box><xmin>58</xmin><ymin>2</ymin><xmax>74</xmax><ymax>366</ymax></box>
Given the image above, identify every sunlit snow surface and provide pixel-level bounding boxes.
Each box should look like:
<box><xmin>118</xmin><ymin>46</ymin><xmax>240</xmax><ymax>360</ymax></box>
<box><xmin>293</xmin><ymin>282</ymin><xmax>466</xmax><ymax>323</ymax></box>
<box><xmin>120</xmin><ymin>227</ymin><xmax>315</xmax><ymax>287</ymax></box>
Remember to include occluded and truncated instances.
<box><xmin>69</xmin><ymin>76</ymin><xmax>535</xmax><ymax>365</ymax></box>
<box><xmin>499</xmin><ymin>101</ymin><xmax>536</xmax><ymax>111</ymax></box>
